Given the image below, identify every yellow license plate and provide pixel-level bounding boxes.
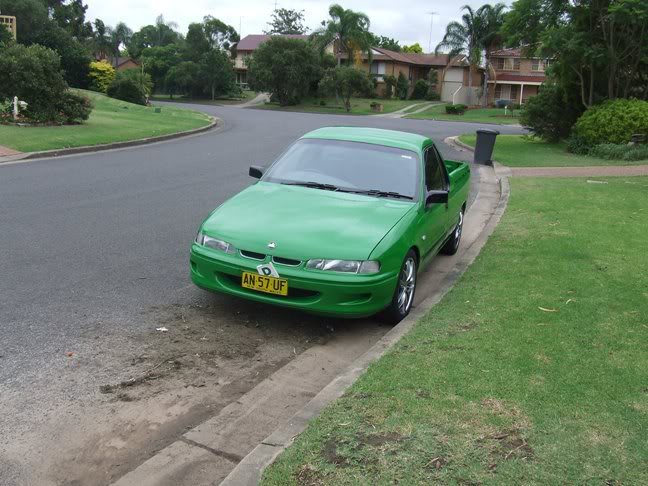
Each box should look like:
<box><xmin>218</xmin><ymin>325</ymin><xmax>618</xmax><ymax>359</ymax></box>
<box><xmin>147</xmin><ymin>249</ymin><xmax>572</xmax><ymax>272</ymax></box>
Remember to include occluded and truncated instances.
<box><xmin>241</xmin><ymin>272</ymin><xmax>288</xmax><ymax>296</ymax></box>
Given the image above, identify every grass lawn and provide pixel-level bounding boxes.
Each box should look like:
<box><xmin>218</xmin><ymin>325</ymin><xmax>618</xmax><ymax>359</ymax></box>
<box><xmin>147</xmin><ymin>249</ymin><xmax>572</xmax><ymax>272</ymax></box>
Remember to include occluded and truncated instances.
<box><xmin>459</xmin><ymin>134</ymin><xmax>647</xmax><ymax>167</ymax></box>
<box><xmin>263</xmin><ymin>176</ymin><xmax>648</xmax><ymax>485</ymax></box>
<box><xmin>407</xmin><ymin>104</ymin><xmax>521</xmax><ymax>125</ymax></box>
<box><xmin>151</xmin><ymin>90</ymin><xmax>256</xmax><ymax>105</ymax></box>
<box><xmin>0</xmin><ymin>90</ymin><xmax>212</xmax><ymax>153</ymax></box>
<box><xmin>254</xmin><ymin>97</ymin><xmax>426</xmax><ymax>116</ymax></box>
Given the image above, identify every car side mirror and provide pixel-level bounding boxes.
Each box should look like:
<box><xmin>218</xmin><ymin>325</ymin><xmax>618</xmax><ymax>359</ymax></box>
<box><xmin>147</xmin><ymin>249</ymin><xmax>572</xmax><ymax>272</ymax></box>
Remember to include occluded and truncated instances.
<box><xmin>249</xmin><ymin>165</ymin><xmax>264</xmax><ymax>179</ymax></box>
<box><xmin>426</xmin><ymin>190</ymin><xmax>449</xmax><ymax>208</ymax></box>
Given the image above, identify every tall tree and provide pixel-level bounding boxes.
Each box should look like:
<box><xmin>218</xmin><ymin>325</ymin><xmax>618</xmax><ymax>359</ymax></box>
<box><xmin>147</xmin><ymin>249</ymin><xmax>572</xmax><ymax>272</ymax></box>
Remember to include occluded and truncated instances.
<box><xmin>127</xmin><ymin>16</ymin><xmax>180</xmax><ymax>59</ymax></box>
<box><xmin>92</xmin><ymin>19</ymin><xmax>112</xmax><ymax>59</ymax></box>
<box><xmin>264</xmin><ymin>8</ymin><xmax>308</xmax><ymax>35</ymax></box>
<box><xmin>202</xmin><ymin>16</ymin><xmax>239</xmax><ymax>53</ymax></box>
<box><xmin>403</xmin><ymin>43</ymin><xmax>423</xmax><ymax>53</ymax></box>
<box><xmin>311</xmin><ymin>4</ymin><xmax>373</xmax><ymax>66</ymax></box>
<box><xmin>185</xmin><ymin>22</ymin><xmax>211</xmax><ymax>62</ymax></box>
<box><xmin>110</xmin><ymin>22</ymin><xmax>132</xmax><ymax>66</ymax></box>
<box><xmin>370</xmin><ymin>34</ymin><xmax>401</xmax><ymax>51</ymax></box>
<box><xmin>480</xmin><ymin>3</ymin><xmax>507</xmax><ymax>106</ymax></box>
<box><xmin>435</xmin><ymin>5</ymin><xmax>490</xmax><ymax>104</ymax></box>
<box><xmin>199</xmin><ymin>49</ymin><xmax>235</xmax><ymax>100</ymax></box>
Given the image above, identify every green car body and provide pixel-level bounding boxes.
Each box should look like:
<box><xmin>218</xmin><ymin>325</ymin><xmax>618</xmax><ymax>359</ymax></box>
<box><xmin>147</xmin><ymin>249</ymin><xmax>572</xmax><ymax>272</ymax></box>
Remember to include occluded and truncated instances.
<box><xmin>190</xmin><ymin>127</ymin><xmax>470</xmax><ymax>319</ymax></box>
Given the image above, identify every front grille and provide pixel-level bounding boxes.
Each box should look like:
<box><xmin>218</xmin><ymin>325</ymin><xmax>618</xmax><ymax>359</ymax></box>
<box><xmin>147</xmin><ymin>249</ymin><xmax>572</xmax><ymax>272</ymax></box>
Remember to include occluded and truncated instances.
<box><xmin>272</xmin><ymin>256</ymin><xmax>302</xmax><ymax>266</ymax></box>
<box><xmin>240</xmin><ymin>250</ymin><xmax>266</xmax><ymax>260</ymax></box>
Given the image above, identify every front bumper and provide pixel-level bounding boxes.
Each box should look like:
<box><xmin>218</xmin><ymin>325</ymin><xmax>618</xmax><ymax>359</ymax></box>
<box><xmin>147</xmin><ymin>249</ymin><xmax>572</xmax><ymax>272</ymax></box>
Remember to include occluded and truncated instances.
<box><xmin>189</xmin><ymin>244</ymin><xmax>398</xmax><ymax>318</ymax></box>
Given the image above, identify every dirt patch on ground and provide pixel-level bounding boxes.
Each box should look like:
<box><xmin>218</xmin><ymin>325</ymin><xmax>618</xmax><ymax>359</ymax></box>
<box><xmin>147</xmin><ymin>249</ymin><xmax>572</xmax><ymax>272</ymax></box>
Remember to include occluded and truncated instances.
<box><xmin>32</xmin><ymin>296</ymin><xmax>339</xmax><ymax>486</ymax></box>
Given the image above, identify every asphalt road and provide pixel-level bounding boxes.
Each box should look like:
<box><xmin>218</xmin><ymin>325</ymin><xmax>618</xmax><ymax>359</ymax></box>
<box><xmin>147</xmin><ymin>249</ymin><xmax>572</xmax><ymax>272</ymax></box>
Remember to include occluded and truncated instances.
<box><xmin>0</xmin><ymin>105</ymin><xmax>523</xmax><ymax>484</ymax></box>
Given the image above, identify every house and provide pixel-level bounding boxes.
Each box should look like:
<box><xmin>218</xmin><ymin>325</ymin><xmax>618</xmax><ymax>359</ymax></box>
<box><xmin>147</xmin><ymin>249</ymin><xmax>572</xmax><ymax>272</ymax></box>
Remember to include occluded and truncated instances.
<box><xmin>111</xmin><ymin>57</ymin><xmax>141</xmax><ymax>71</ymax></box>
<box><xmin>487</xmin><ymin>47</ymin><xmax>549</xmax><ymax>105</ymax></box>
<box><xmin>233</xmin><ymin>34</ymin><xmax>312</xmax><ymax>86</ymax></box>
<box><xmin>0</xmin><ymin>15</ymin><xmax>17</xmax><ymax>40</ymax></box>
<box><xmin>341</xmin><ymin>47</ymin><xmax>481</xmax><ymax>103</ymax></box>
<box><xmin>233</xmin><ymin>34</ymin><xmax>481</xmax><ymax>103</ymax></box>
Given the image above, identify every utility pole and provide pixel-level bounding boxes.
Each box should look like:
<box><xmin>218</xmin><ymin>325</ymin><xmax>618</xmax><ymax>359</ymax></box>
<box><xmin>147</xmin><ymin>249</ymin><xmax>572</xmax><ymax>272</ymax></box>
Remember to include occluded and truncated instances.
<box><xmin>427</xmin><ymin>12</ymin><xmax>437</xmax><ymax>53</ymax></box>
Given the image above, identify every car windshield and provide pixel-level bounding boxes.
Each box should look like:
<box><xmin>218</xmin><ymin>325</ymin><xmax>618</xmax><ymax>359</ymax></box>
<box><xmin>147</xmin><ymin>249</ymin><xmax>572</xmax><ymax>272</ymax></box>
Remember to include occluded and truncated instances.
<box><xmin>263</xmin><ymin>138</ymin><xmax>419</xmax><ymax>200</ymax></box>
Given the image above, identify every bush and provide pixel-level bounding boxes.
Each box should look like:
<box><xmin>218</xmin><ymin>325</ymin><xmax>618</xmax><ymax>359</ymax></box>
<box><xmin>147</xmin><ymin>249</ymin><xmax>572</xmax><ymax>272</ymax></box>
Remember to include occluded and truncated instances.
<box><xmin>319</xmin><ymin>67</ymin><xmax>372</xmax><ymax>112</ymax></box>
<box><xmin>566</xmin><ymin>134</ymin><xmax>591</xmax><ymax>155</ymax></box>
<box><xmin>247</xmin><ymin>37</ymin><xmax>321</xmax><ymax>106</ymax></box>
<box><xmin>573</xmin><ymin>98</ymin><xmax>648</xmax><ymax>146</ymax></box>
<box><xmin>89</xmin><ymin>60</ymin><xmax>116</xmax><ymax>94</ymax></box>
<box><xmin>410</xmin><ymin>79</ymin><xmax>429</xmax><ymax>100</ymax></box>
<box><xmin>445</xmin><ymin>104</ymin><xmax>467</xmax><ymax>115</ymax></box>
<box><xmin>383</xmin><ymin>75</ymin><xmax>396</xmax><ymax>99</ymax></box>
<box><xmin>58</xmin><ymin>91</ymin><xmax>93</xmax><ymax>123</ymax></box>
<box><xmin>520</xmin><ymin>84</ymin><xmax>581</xmax><ymax>142</ymax></box>
<box><xmin>107</xmin><ymin>69</ymin><xmax>153</xmax><ymax>105</ymax></box>
<box><xmin>589</xmin><ymin>143</ymin><xmax>648</xmax><ymax>161</ymax></box>
<box><xmin>396</xmin><ymin>72</ymin><xmax>409</xmax><ymax>100</ymax></box>
<box><xmin>425</xmin><ymin>92</ymin><xmax>441</xmax><ymax>101</ymax></box>
<box><xmin>0</xmin><ymin>43</ymin><xmax>69</xmax><ymax>121</ymax></box>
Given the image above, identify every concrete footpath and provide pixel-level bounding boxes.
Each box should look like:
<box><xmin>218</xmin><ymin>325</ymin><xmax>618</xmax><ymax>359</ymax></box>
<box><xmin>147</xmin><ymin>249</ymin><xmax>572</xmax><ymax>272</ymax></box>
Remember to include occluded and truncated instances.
<box><xmin>111</xmin><ymin>163</ymin><xmax>509</xmax><ymax>486</ymax></box>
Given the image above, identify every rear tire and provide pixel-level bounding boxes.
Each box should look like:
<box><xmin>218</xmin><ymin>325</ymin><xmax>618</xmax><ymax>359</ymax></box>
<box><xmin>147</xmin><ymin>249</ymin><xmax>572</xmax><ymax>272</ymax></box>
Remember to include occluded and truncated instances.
<box><xmin>382</xmin><ymin>249</ymin><xmax>417</xmax><ymax>324</ymax></box>
<box><xmin>440</xmin><ymin>207</ymin><xmax>464</xmax><ymax>256</ymax></box>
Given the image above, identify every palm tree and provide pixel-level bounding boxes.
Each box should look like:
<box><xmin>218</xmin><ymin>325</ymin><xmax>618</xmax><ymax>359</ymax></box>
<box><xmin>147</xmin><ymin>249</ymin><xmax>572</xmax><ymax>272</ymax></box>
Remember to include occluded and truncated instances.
<box><xmin>311</xmin><ymin>4</ymin><xmax>373</xmax><ymax>67</ymax></box>
<box><xmin>110</xmin><ymin>22</ymin><xmax>133</xmax><ymax>67</ymax></box>
<box><xmin>480</xmin><ymin>4</ymin><xmax>507</xmax><ymax>106</ymax></box>
<box><xmin>435</xmin><ymin>5</ymin><xmax>492</xmax><ymax>105</ymax></box>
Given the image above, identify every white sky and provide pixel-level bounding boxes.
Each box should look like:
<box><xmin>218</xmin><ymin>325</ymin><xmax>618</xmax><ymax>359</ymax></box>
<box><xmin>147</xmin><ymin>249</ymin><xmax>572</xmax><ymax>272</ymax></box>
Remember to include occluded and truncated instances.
<box><xmin>85</xmin><ymin>0</ymin><xmax>511</xmax><ymax>53</ymax></box>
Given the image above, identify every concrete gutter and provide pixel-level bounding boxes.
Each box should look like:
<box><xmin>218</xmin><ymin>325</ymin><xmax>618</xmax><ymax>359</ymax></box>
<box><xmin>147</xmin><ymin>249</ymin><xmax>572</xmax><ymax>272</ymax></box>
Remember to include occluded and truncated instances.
<box><xmin>0</xmin><ymin>116</ymin><xmax>221</xmax><ymax>164</ymax></box>
<box><xmin>221</xmin><ymin>164</ymin><xmax>510</xmax><ymax>485</ymax></box>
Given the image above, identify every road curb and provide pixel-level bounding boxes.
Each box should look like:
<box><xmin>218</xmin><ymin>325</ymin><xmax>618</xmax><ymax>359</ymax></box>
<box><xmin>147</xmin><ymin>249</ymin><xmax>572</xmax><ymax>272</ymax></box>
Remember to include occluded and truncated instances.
<box><xmin>0</xmin><ymin>116</ymin><xmax>221</xmax><ymax>164</ymax></box>
<box><xmin>221</xmin><ymin>165</ymin><xmax>511</xmax><ymax>485</ymax></box>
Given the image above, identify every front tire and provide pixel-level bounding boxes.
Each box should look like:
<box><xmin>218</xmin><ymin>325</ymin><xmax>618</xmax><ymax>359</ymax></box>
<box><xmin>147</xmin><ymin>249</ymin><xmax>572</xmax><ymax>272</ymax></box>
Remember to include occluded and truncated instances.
<box><xmin>440</xmin><ymin>207</ymin><xmax>464</xmax><ymax>255</ymax></box>
<box><xmin>382</xmin><ymin>250</ymin><xmax>417</xmax><ymax>324</ymax></box>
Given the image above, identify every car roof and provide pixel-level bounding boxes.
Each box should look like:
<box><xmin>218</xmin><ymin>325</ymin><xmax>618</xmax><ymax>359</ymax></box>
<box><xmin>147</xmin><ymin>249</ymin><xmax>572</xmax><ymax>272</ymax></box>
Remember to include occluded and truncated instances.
<box><xmin>300</xmin><ymin>127</ymin><xmax>431</xmax><ymax>153</ymax></box>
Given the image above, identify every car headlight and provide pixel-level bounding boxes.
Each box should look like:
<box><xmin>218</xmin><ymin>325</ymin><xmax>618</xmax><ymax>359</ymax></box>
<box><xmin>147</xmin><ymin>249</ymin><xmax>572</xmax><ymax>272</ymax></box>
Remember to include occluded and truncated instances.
<box><xmin>195</xmin><ymin>231</ymin><xmax>236</xmax><ymax>254</ymax></box>
<box><xmin>306</xmin><ymin>259</ymin><xmax>380</xmax><ymax>274</ymax></box>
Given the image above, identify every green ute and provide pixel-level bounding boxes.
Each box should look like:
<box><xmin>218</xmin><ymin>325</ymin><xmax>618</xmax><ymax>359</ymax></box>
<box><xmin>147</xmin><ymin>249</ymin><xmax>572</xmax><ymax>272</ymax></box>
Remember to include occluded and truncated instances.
<box><xmin>191</xmin><ymin>127</ymin><xmax>470</xmax><ymax>323</ymax></box>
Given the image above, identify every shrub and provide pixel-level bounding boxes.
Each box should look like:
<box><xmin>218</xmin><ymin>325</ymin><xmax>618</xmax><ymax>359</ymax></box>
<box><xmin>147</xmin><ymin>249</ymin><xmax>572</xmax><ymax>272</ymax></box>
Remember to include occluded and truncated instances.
<box><xmin>566</xmin><ymin>134</ymin><xmax>591</xmax><ymax>155</ymax></box>
<box><xmin>410</xmin><ymin>79</ymin><xmax>429</xmax><ymax>100</ymax></box>
<box><xmin>88</xmin><ymin>60</ymin><xmax>116</xmax><ymax>93</ymax></box>
<box><xmin>383</xmin><ymin>75</ymin><xmax>396</xmax><ymax>99</ymax></box>
<box><xmin>319</xmin><ymin>99</ymin><xmax>326</xmax><ymax>106</ymax></box>
<box><xmin>589</xmin><ymin>143</ymin><xmax>648</xmax><ymax>161</ymax></box>
<box><xmin>0</xmin><ymin>43</ymin><xmax>68</xmax><ymax>121</ymax></box>
<box><xmin>319</xmin><ymin>67</ymin><xmax>372</xmax><ymax>112</ymax></box>
<box><xmin>247</xmin><ymin>37</ymin><xmax>321</xmax><ymax>106</ymax></box>
<box><xmin>396</xmin><ymin>72</ymin><xmax>409</xmax><ymax>100</ymax></box>
<box><xmin>107</xmin><ymin>69</ymin><xmax>153</xmax><ymax>105</ymax></box>
<box><xmin>425</xmin><ymin>92</ymin><xmax>441</xmax><ymax>101</ymax></box>
<box><xmin>573</xmin><ymin>98</ymin><xmax>648</xmax><ymax>146</ymax></box>
<box><xmin>445</xmin><ymin>104</ymin><xmax>467</xmax><ymax>115</ymax></box>
<box><xmin>520</xmin><ymin>84</ymin><xmax>581</xmax><ymax>142</ymax></box>
<box><xmin>58</xmin><ymin>91</ymin><xmax>93</xmax><ymax>123</ymax></box>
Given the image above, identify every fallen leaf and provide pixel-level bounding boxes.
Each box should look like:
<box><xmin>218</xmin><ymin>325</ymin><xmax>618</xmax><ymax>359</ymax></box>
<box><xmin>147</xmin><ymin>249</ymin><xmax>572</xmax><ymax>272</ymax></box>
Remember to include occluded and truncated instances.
<box><xmin>156</xmin><ymin>327</ymin><xmax>169</xmax><ymax>332</ymax></box>
<box><xmin>66</xmin><ymin>352</ymin><xmax>74</xmax><ymax>357</ymax></box>
<box><xmin>566</xmin><ymin>298</ymin><xmax>575</xmax><ymax>304</ymax></box>
<box><xmin>538</xmin><ymin>307</ymin><xmax>558</xmax><ymax>312</ymax></box>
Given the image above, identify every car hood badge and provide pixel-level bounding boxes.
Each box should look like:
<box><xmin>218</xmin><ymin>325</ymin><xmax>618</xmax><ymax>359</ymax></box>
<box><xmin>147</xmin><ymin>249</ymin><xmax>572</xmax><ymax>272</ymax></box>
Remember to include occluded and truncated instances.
<box><xmin>267</xmin><ymin>241</ymin><xmax>276</xmax><ymax>250</ymax></box>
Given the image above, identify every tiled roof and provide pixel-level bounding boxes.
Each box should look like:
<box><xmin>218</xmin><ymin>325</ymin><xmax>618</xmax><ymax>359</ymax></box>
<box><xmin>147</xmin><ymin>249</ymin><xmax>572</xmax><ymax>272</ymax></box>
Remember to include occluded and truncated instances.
<box><xmin>372</xmin><ymin>47</ymin><xmax>453</xmax><ymax>66</ymax></box>
<box><xmin>489</xmin><ymin>47</ymin><xmax>524</xmax><ymax>57</ymax></box>
<box><xmin>236</xmin><ymin>34</ymin><xmax>309</xmax><ymax>50</ymax></box>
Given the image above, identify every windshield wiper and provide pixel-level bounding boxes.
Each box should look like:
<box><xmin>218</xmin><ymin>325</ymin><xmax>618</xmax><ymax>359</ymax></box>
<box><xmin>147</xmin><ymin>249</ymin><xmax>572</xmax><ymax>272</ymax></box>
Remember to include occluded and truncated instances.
<box><xmin>282</xmin><ymin>181</ymin><xmax>340</xmax><ymax>191</ymax></box>
<box><xmin>352</xmin><ymin>189</ymin><xmax>414</xmax><ymax>200</ymax></box>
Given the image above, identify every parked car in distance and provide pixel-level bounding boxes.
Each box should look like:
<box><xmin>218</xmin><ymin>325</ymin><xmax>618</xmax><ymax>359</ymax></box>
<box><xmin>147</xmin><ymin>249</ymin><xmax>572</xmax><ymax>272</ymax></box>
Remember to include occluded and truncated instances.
<box><xmin>190</xmin><ymin>127</ymin><xmax>470</xmax><ymax>323</ymax></box>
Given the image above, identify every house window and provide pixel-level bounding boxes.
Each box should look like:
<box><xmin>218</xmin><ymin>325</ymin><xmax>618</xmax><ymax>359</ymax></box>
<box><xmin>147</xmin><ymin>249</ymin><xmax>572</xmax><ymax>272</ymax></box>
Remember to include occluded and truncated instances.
<box><xmin>495</xmin><ymin>84</ymin><xmax>520</xmax><ymax>101</ymax></box>
<box><xmin>497</xmin><ymin>58</ymin><xmax>520</xmax><ymax>71</ymax></box>
<box><xmin>531</xmin><ymin>59</ymin><xmax>543</xmax><ymax>71</ymax></box>
<box><xmin>494</xmin><ymin>84</ymin><xmax>503</xmax><ymax>99</ymax></box>
<box><xmin>370</xmin><ymin>61</ymin><xmax>386</xmax><ymax>81</ymax></box>
<box><xmin>510</xmin><ymin>85</ymin><xmax>520</xmax><ymax>101</ymax></box>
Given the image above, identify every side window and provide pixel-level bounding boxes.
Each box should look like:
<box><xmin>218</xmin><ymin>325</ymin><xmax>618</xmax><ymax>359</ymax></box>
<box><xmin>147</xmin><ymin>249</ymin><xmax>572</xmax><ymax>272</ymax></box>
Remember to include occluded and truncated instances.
<box><xmin>425</xmin><ymin>147</ymin><xmax>446</xmax><ymax>191</ymax></box>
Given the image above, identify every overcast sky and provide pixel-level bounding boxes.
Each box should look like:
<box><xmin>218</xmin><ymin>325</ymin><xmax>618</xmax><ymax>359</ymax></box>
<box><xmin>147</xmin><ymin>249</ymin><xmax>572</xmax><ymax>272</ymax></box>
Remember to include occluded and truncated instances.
<box><xmin>85</xmin><ymin>0</ymin><xmax>510</xmax><ymax>53</ymax></box>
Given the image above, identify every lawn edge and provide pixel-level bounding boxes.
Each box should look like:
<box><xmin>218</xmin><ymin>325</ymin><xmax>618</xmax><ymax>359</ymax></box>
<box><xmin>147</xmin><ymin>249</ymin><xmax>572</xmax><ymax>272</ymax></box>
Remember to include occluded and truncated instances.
<box><xmin>221</xmin><ymin>165</ymin><xmax>510</xmax><ymax>486</ymax></box>
<box><xmin>0</xmin><ymin>116</ymin><xmax>221</xmax><ymax>164</ymax></box>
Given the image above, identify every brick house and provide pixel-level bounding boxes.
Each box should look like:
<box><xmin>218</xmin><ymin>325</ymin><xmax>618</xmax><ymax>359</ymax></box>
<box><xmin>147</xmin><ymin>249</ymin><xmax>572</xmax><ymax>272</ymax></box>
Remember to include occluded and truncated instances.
<box><xmin>234</xmin><ymin>34</ymin><xmax>481</xmax><ymax>103</ymax></box>
<box><xmin>487</xmin><ymin>47</ymin><xmax>550</xmax><ymax>105</ymax></box>
<box><xmin>0</xmin><ymin>15</ymin><xmax>17</xmax><ymax>40</ymax></box>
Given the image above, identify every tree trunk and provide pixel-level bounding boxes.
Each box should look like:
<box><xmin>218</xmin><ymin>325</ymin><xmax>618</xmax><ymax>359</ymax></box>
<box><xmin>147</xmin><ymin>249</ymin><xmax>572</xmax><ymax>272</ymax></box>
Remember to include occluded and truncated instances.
<box><xmin>211</xmin><ymin>84</ymin><xmax>215</xmax><ymax>101</ymax></box>
<box><xmin>482</xmin><ymin>59</ymin><xmax>489</xmax><ymax>108</ymax></box>
<box><xmin>467</xmin><ymin>66</ymin><xmax>473</xmax><ymax>105</ymax></box>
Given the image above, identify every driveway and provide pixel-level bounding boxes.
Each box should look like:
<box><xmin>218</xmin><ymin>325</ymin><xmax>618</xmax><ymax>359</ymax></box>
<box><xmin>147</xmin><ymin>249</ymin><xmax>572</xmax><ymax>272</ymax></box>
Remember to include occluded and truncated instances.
<box><xmin>0</xmin><ymin>105</ymin><xmax>524</xmax><ymax>485</ymax></box>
